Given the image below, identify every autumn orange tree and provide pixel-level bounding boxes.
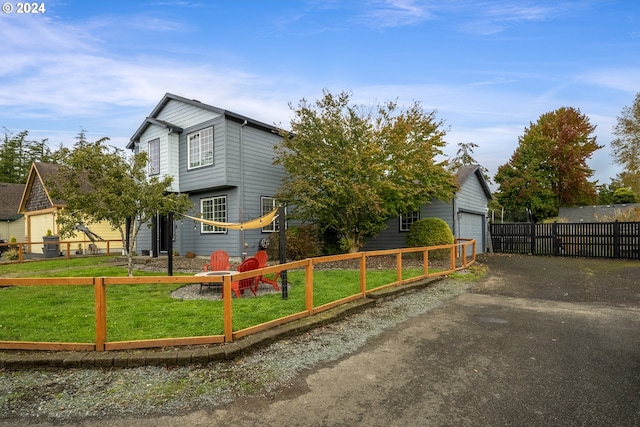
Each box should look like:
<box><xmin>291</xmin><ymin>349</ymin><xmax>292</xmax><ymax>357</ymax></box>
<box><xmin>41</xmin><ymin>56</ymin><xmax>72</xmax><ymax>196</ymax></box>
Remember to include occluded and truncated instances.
<box><xmin>495</xmin><ymin>107</ymin><xmax>602</xmax><ymax>221</ymax></box>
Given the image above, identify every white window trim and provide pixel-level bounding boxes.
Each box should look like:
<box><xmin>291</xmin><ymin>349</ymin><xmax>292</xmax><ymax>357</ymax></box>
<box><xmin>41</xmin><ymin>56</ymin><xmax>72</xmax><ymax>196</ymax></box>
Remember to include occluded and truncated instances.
<box><xmin>261</xmin><ymin>196</ymin><xmax>282</xmax><ymax>232</ymax></box>
<box><xmin>187</xmin><ymin>126</ymin><xmax>214</xmax><ymax>170</ymax></box>
<box><xmin>399</xmin><ymin>211</ymin><xmax>420</xmax><ymax>232</ymax></box>
<box><xmin>201</xmin><ymin>195</ymin><xmax>227</xmax><ymax>234</ymax></box>
<box><xmin>148</xmin><ymin>138</ymin><xmax>160</xmax><ymax>175</ymax></box>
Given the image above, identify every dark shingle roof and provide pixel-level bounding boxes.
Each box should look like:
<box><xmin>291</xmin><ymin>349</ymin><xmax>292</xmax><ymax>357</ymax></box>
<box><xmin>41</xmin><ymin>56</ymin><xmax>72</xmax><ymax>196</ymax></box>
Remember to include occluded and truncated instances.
<box><xmin>0</xmin><ymin>182</ymin><xmax>25</xmax><ymax>220</ymax></box>
<box><xmin>33</xmin><ymin>162</ymin><xmax>66</xmax><ymax>205</ymax></box>
<box><xmin>127</xmin><ymin>92</ymin><xmax>280</xmax><ymax>149</ymax></box>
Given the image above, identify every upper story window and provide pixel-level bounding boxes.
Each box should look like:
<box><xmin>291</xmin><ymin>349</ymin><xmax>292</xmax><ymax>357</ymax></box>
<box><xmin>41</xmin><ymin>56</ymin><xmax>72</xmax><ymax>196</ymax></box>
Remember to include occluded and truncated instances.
<box><xmin>201</xmin><ymin>195</ymin><xmax>227</xmax><ymax>233</ymax></box>
<box><xmin>400</xmin><ymin>211</ymin><xmax>420</xmax><ymax>232</ymax></box>
<box><xmin>187</xmin><ymin>127</ymin><xmax>213</xmax><ymax>170</ymax></box>
<box><xmin>148</xmin><ymin>138</ymin><xmax>160</xmax><ymax>175</ymax></box>
<box><xmin>261</xmin><ymin>196</ymin><xmax>283</xmax><ymax>232</ymax></box>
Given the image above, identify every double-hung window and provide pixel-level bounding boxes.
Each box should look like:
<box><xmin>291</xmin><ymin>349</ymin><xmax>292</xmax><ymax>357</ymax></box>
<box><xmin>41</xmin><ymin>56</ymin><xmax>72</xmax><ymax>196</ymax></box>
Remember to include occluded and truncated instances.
<box><xmin>400</xmin><ymin>211</ymin><xmax>420</xmax><ymax>232</ymax></box>
<box><xmin>187</xmin><ymin>127</ymin><xmax>213</xmax><ymax>169</ymax></box>
<box><xmin>148</xmin><ymin>138</ymin><xmax>160</xmax><ymax>175</ymax></box>
<box><xmin>261</xmin><ymin>196</ymin><xmax>282</xmax><ymax>232</ymax></box>
<box><xmin>201</xmin><ymin>196</ymin><xmax>227</xmax><ymax>233</ymax></box>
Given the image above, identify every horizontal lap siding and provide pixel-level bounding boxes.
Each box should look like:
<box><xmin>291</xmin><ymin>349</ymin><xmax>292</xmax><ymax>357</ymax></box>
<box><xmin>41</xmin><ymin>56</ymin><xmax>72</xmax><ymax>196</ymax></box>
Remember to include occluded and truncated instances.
<box><xmin>231</xmin><ymin>123</ymin><xmax>285</xmax><ymax>254</ymax></box>
<box><xmin>175</xmin><ymin>190</ymin><xmax>240</xmax><ymax>257</ymax></box>
<box><xmin>179</xmin><ymin>117</ymin><xmax>227</xmax><ymax>193</ymax></box>
<box><xmin>156</xmin><ymin>100</ymin><xmax>220</xmax><ymax>129</ymax></box>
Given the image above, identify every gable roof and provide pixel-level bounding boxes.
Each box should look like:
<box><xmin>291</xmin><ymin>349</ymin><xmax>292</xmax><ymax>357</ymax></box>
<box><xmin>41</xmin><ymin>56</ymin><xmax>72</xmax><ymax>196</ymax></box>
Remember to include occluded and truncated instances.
<box><xmin>127</xmin><ymin>92</ymin><xmax>280</xmax><ymax>149</ymax></box>
<box><xmin>0</xmin><ymin>182</ymin><xmax>25</xmax><ymax>221</ymax></box>
<box><xmin>456</xmin><ymin>164</ymin><xmax>493</xmax><ymax>200</ymax></box>
<box><xmin>18</xmin><ymin>162</ymin><xmax>65</xmax><ymax>213</ymax></box>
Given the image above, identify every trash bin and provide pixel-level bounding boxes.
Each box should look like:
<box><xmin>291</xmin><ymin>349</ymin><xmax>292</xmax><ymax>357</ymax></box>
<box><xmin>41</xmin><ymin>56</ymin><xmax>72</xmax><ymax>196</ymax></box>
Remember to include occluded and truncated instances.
<box><xmin>43</xmin><ymin>236</ymin><xmax>60</xmax><ymax>258</ymax></box>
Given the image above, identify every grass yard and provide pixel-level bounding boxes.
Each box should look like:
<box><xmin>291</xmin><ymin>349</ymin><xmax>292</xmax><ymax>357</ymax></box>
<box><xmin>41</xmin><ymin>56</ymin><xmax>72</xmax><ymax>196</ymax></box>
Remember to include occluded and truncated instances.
<box><xmin>0</xmin><ymin>257</ymin><xmax>430</xmax><ymax>343</ymax></box>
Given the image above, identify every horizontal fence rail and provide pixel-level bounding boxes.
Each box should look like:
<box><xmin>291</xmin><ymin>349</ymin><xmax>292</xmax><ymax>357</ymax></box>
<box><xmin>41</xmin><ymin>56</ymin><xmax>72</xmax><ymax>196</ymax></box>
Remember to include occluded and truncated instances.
<box><xmin>491</xmin><ymin>222</ymin><xmax>640</xmax><ymax>259</ymax></box>
<box><xmin>0</xmin><ymin>240</ymin><xmax>476</xmax><ymax>352</ymax></box>
<box><xmin>0</xmin><ymin>239</ymin><xmax>124</xmax><ymax>263</ymax></box>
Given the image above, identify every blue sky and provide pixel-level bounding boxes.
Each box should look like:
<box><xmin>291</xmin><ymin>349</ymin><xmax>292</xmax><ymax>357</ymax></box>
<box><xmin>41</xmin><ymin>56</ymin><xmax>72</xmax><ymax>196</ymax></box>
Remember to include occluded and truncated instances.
<box><xmin>1</xmin><ymin>1</ymin><xmax>639</xmax><ymax>188</ymax></box>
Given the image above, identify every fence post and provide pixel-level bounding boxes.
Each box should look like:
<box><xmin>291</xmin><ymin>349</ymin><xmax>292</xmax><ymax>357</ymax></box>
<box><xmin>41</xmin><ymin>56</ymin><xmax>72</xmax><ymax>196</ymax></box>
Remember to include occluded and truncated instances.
<box><xmin>423</xmin><ymin>249</ymin><xmax>429</xmax><ymax>276</ymax></box>
<box><xmin>223</xmin><ymin>275</ymin><xmax>233</xmax><ymax>342</ymax></box>
<box><xmin>530</xmin><ymin>222</ymin><xmax>536</xmax><ymax>255</ymax></box>
<box><xmin>305</xmin><ymin>260</ymin><xmax>314</xmax><ymax>314</ymax></box>
<box><xmin>613</xmin><ymin>220</ymin><xmax>620</xmax><ymax>259</ymax></box>
<box><xmin>94</xmin><ymin>277</ymin><xmax>106</xmax><ymax>352</ymax></box>
<box><xmin>359</xmin><ymin>252</ymin><xmax>367</xmax><ymax>296</ymax></box>
<box><xmin>450</xmin><ymin>245</ymin><xmax>455</xmax><ymax>272</ymax></box>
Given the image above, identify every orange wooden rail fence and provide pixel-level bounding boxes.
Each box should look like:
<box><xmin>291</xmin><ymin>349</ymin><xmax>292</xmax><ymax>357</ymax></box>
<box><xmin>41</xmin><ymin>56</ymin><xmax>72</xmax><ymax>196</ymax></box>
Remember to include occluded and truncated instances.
<box><xmin>0</xmin><ymin>240</ymin><xmax>476</xmax><ymax>352</ymax></box>
<box><xmin>0</xmin><ymin>239</ymin><xmax>124</xmax><ymax>262</ymax></box>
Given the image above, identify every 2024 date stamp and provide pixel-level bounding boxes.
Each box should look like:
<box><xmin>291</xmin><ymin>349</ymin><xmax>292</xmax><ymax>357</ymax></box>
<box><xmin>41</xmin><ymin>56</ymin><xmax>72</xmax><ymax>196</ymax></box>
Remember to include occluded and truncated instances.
<box><xmin>2</xmin><ymin>2</ymin><xmax>46</xmax><ymax>14</ymax></box>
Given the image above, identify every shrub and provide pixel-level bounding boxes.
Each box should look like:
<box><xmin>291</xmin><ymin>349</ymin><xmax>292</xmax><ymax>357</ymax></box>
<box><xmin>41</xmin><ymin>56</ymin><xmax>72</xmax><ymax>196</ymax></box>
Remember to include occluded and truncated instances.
<box><xmin>612</xmin><ymin>187</ymin><xmax>638</xmax><ymax>204</ymax></box>
<box><xmin>266</xmin><ymin>224</ymin><xmax>322</xmax><ymax>261</ymax></box>
<box><xmin>2</xmin><ymin>249</ymin><xmax>20</xmax><ymax>261</ymax></box>
<box><xmin>406</xmin><ymin>217</ymin><xmax>454</xmax><ymax>259</ymax></box>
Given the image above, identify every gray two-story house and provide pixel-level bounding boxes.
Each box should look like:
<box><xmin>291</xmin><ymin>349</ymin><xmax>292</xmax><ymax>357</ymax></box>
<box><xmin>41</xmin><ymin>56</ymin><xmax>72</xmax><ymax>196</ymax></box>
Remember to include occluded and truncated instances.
<box><xmin>127</xmin><ymin>93</ymin><xmax>284</xmax><ymax>258</ymax></box>
<box><xmin>129</xmin><ymin>94</ymin><xmax>492</xmax><ymax>258</ymax></box>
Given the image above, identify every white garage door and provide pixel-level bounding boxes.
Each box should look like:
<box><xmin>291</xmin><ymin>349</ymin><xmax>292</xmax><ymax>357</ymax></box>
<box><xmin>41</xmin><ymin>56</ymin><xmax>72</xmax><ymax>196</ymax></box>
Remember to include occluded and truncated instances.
<box><xmin>459</xmin><ymin>212</ymin><xmax>485</xmax><ymax>254</ymax></box>
<box><xmin>29</xmin><ymin>214</ymin><xmax>56</xmax><ymax>254</ymax></box>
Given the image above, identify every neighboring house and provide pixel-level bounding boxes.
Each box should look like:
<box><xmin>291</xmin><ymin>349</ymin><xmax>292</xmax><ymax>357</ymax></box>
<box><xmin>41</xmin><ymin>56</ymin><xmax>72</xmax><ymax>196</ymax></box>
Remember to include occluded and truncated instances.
<box><xmin>363</xmin><ymin>165</ymin><xmax>493</xmax><ymax>254</ymax></box>
<box><xmin>558</xmin><ymin>204</ymin><xmax>640</xmax><ymax>222</ymax></box>
<box><xmin>18</xmin><ymin>162</ymin><xmax>121</xmax><ymax>254</ymax></box>
<box><xmin>127</xmin><ymin>93</ymin><xmax>285</xmax><ymax>258</ymax></box>
<box><xmin>0</xmin><ymin>182</ymin><xmax>26</xmax><ymax>243</ymax></box>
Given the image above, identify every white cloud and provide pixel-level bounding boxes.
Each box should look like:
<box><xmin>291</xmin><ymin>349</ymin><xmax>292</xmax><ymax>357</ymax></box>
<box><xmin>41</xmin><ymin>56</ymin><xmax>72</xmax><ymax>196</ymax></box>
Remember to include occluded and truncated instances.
<box><xmin>358</xmin><ymin>0</ymin><xmax>434</xmax><ymax>28</ymax></box>
<box><xmin>579</xmin><ymin>68</ymin><xmax>640</xmax><ymax>94</ymax></box>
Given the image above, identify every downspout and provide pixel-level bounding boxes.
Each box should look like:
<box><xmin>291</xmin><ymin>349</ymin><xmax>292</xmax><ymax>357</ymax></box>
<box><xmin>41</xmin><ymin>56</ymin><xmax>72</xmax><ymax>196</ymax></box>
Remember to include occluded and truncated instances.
<box><xmin>452</xmin><ymin>196</ymin><xmax>458</xmax><ymax>240</ymax></box>
<box><xmin>239</xmin><ymin>120</ymin><xmax>247</xmax><ymax>260</ymax></box>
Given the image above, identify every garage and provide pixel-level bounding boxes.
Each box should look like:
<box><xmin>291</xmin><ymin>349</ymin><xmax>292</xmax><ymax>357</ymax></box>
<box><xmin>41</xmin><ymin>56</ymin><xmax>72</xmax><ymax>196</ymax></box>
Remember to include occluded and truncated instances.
<box><xmin>458</xmin><ymin>210</ymin><xmax>487</xmax><ymax>255</ymax></box>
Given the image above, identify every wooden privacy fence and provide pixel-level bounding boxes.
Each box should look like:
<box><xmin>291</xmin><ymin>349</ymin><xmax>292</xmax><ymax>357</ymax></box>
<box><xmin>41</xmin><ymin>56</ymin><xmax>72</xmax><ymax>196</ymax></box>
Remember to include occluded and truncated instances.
<box><xmin>490</xmin><ymin>222</ymin><xmax>640</xmax><ymax>259</ymax></box>
<box><xmin>0</xmin><ymin>240</ymin><xmax>476</xmax><ymax>352</ymax></box>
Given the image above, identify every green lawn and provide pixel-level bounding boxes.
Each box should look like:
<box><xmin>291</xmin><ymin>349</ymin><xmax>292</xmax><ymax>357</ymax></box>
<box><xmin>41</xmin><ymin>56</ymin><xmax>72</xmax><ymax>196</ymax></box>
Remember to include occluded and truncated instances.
<box><xmin>0</xmin><ymin>257</ymin><xmax>428</xmax><ymax>343</ymax></box>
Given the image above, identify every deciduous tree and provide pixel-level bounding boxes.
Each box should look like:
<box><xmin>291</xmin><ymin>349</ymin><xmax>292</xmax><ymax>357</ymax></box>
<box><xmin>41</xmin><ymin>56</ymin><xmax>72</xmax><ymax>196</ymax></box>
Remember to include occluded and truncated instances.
<box><xmin>611</xmin><ymin>92</ymin><xmax>640</xmax><ymax>195</ymax></box>
<box><xmin>49</xmin><ymin>135</ymin><xmax>191</xmax><ymax>275</ymax></box>
<box><xmin>495</xmin><ymin>107</ymin><xmax>601</xmax><ymax>221</ymax></box>
<box><xmin>274</xmin><ymin>90</ymin><xmax>457</xmax><ymax>253</ymax></box>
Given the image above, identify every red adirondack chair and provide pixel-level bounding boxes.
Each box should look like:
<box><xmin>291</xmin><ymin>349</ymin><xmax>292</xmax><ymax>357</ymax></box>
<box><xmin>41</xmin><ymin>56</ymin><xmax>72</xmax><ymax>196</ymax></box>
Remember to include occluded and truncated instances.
<box><xmin>203</xmin><ymin>250</ymin><xmax>230</xmax><ymax>272</ymax></box>
<box><xmin>231</xmin><ymin>257</ymin><xmax>260</xmax><ymax>298</ymax></box>
<box><xmin>252</xmin><ymin>250</ymin><xmax>280</xmax><ymax>293</ymax></box>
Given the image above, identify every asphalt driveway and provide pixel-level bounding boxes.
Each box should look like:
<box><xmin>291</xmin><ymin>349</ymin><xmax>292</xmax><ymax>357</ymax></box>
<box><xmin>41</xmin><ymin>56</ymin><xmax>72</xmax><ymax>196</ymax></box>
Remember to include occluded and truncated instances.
<box><xmin>200</xmin><ymin>254</ymin><xmax>640</xmax><ymax>426</ymax></box>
